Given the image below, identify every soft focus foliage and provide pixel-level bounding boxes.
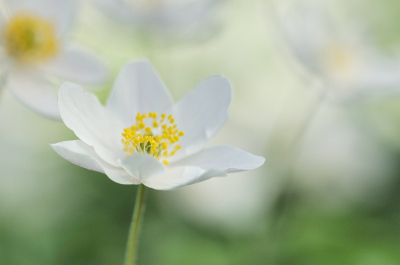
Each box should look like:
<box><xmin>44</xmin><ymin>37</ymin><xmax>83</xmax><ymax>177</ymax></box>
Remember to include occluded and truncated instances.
<box><xmin>1</xmin><ymin>0</ymin><xmax>400</xmax><ymax>264</ymax></box>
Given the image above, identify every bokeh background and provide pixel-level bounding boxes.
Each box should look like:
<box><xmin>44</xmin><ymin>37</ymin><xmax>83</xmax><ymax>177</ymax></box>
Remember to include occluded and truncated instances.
<box><xmin>2</xmin><ymin>0</ymin><xmax>400</xmax><ymax>264</ymax></box>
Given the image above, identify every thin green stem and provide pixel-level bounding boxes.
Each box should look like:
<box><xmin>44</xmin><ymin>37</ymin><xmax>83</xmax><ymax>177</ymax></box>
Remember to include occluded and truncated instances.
<box><xmin>124</xmin><ymin>184</ymin><xmax>148</xmax><ymax>265</ymax></box>
<box><xmin>272</xmin><ymin>88</ymin><xmax>324</xmax><ymax>214</ymax></box>
<box><xmin>268</xmin><ymin>85</ymin><xmax>326</xmax><ymax>263</ymax></box>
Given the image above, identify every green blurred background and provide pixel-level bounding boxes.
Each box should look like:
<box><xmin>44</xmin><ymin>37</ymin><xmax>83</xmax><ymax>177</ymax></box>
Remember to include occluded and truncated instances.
<box><xmin>2</xmin><ymin>0</ymin><xmax>400</xmax><ymax>264</ymax></box>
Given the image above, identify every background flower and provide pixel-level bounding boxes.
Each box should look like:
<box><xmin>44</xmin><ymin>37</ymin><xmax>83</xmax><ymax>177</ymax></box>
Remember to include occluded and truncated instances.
<box><xmin>93</xmin><ymin>0</ymin><xmax>225</xmax><ymax>42</ymax></box>
<box><xmin>275</xmin><ymin>0</ymin><xmax>400</xmax><ymax>101</ymax></box>
<box><xmin>0</xmin><ymin>0</ymin><xmax>108</xmax><ymax>119</ymax></box>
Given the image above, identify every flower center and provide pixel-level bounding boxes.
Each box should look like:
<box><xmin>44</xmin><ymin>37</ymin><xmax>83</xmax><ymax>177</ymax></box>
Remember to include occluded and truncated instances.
<box><xmin>323</xmin><ymin>44</ymin><xmax>356</xmax><ymax>77</ymax></box>
<box><xmin>121</xmin><ymin>112</ymin><xmax>184</xmax><ymax>166</ymax></box>
<box><xmin>2</xmin><ymin>13</ymin><xmax>59</xmax><ymax>64</ymax></box>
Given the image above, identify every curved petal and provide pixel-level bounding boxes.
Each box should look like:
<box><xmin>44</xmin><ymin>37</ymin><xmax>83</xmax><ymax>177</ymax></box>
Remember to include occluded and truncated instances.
<box><xmin>145</xmin><ymin>145</ymin><xmax>265</xmax><ymax>190</ymax></box>
<box><xmin>172</xmin><ymin>75</ymin><xmax>231</xmax><ymax>159</ymax></box>
<box><xmin>106</xmin><ymin>60</ymin><xmax>173</xmax><ymax>126</ymax></box>
<box><xmin>6</xmin><ymin>69</ymin><xmax>60</xmax><ymax>120</ymax></box>
<box><xmin>94</xmin><ymin>0</ymin><xmax>221</xmax><ymax>37</ymax></box>
<box><xmin>43</xmin><ymin>47</ymin><xmax>108</xmax><ymax>85</ymax></box>
<box><xmin>51</xmin><ymin>140</ymin><xmax>140</xmax><ymax>184</ymax></box>
<box><xmin>143</xmin><ymin>166</ymin><xmax>224</xmax><ymax>190</ymax></box>
<box><xmin>58</xmin><ymin>82</ymin><xmax>125</xmax><ymax>167</ymax></box>
<box><xmin>279</xmin><ymin>1</ymin><xmax>332</xmax><ymax>74</ymax></box>
<box><xmin>154</xmin><ymin>0</ymin><xmax>221</xmax><ymax>29</ymax></box>
<box><xmin>119</xmin><ymin>153</ymin><xmax>166</xmax><ymax>181</ymax></box>
<box><xmin>171</xmin><ymin>144</ymin><xmax>265</xmax><ymax>172</ymax></box>
<box><xmin>93</xmin><ymin>0</ymin><xmax>134</xmax><ymax>23</ymax></box>
<box><xmin>354</xmin><ymin>57</ymin><xmax>400</xmax><ymax>93</ymax></box>
<box><xmin>5</xmin><ymin>0</ymin><xmax>76</xmax><ymax>36</ymax></box>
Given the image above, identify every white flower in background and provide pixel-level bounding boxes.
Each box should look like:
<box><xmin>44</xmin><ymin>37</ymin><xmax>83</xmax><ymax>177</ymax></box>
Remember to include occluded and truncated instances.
<box><xmin>0</xmin><ymin>0</ymin><xmax>108</xmax><ymax>119</ymax></box>
<box><xmin>93</xmin><ymin>0</ymin><xmax>224</xmax><ymax>40</ymax></box>
<box><xmin>277</xmin><ymin>0</ymin><xmax>400</xmax><ymax>101</ymax></box>
<box><xmin>294</xmin><ymin>112</ymin><xmax>397</xmax><ymax>206</ymax></box>
<box><xmin>51</xmin><ymin>60</ymin><xmax>264</xmax><ymax>190</ymax></box>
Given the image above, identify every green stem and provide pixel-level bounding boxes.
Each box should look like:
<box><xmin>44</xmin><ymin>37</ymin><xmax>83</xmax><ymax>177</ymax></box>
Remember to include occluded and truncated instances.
<box><xmin>269</xmin><ymin>86</ymin><xmax>326</xmax><ymax>263</ymax></box>
<box><xmin>124</xmin><ymin>184</ymin><xmax>148</xmax><ymax>265</ymax></box>
<box><xmin>269</xmin><ymin>85</ymin><xmax>326</xmax><ymax>224</ymax></box>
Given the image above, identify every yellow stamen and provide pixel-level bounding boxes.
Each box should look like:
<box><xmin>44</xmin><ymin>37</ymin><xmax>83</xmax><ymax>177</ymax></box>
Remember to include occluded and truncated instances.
<box><xmin>120</xmin><ymin>112</ymin><xmax>185</xmax><ymax>165</ymax></box>
<box><xmin>3</xmin><ymin>13</ymin><xmax>59</xmax><ymax>64</ymax></box>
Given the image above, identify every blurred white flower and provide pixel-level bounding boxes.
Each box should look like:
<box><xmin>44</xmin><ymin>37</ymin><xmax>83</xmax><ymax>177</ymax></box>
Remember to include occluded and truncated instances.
<box><xmin>93</xmin><ymin>0</ymin><xmax>224</xmax><ymax>41</ymax></box>
<box><xmin>0</xmin><ymin>0</ymin><xmax>108</xmax><ymax>119</ymax></box>
<box><xmin>51</xmin><ymin>60</ymin><xmax>264</xmax><ymax>190</ymax></box>
<box><xmin>293</xmin><ymin>105</ymin><xmax>397</xmax><ymax>206</ymax></box>
<box><xmin>277</xmin><ymin>0</ymin><xmax>400</xmax><ymax>101</ymax></box>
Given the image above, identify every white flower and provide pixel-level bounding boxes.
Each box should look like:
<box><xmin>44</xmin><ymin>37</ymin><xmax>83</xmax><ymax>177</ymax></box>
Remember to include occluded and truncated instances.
<box><xmin>93</xmin><ymin>0</ymin><xmax>224</xmax><ymax>40</ymax></box>
<box><xmin>0</xmin><ymin>0</ymin><xmax>108</xmax><ymax>119</ymax></box>
<box><xmin>278</xmin><ymin>0</ymin><xmax>400</xmax><ymax>101</ymax></box>
<box><xmin>51</xmin><ymin>60</ymin><xmax>265</xmax><ymax>190</ymax></box>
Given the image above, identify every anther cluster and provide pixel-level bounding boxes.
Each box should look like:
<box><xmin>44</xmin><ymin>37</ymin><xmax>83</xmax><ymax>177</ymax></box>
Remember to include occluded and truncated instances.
<box><xmin>121</xmin><ymin>112</ymin><xmax>184</xmax><ymax>166</ymax></box>
<box><xmin>3</xmin><ymin>14</ymin><xmax>58</xmax><ymax>63</ymax></box>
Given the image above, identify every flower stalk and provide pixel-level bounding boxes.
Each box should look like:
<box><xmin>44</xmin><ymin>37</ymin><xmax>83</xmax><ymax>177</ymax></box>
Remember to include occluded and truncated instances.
<box><xmin>124</xmin><ymin>184</ymin><xmax>148</xmax><ymax>265</ymax></box>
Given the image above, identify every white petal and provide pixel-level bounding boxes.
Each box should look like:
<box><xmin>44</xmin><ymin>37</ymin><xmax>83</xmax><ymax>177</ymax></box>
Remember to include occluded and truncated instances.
<box><xmin>355</xmin><ymin>57</ymin><xmax>400</xmax><ymax>93</ymax></box>
<box><xmin>119</xmin><ymin>153</ymin><xmax>166</xmax><ymax>181</ymax></box>
<box><xmin>58</xmin><ymin>82</ymin><xmax>125</xmax><ymax>167</ymax></box>
<box><xmin>94</xmin><ymin>0</ymin><xmax>221</xmax><ymax>38</ymax></box>
<box><xmin>106</xmin><ymin>60</ymin><xmax>173</xmax><ymax>126</ymax></box>
<box><xmin>5</xmin><ymin>0</ymin><xmax>76</xmax><ymax>36</ymax></box>
<box><xmin>51</xmin><ymin>140</ymin><xmax>140</xmax><ymax>184</ymax></box>
<box><xmin>145</xmin><ymin>145</ymin><xmax>265</xmax><ymax>190</ymax></box>
<box><xmin>172</xmin><ymin>75</ymin><xmax>231</xmax><ymax>159</ymax></box>
<box><xmin>43</xmin><ymin>47</ymin><xmax>108</xmax><ymax>85</ymax></box>
<box><xmin>143</xmin><ymin>166</ymin><xmax>223</xmax><ymax>190</ymax></box>
<box><xmin>93</xmin><ymin>0</ymin><xmax>134</xmax><ymax>22</ymax></box>
<box><xmin>171</xmin><ymin>144</ymin><xmax>265</xmax><ymax>173</ymax></box>
<box><xmin>152</xmin><ymin>1</ymin><xmax>221</xmax><ymax>31</ymax></box>
<box><xmin>6</xmin><ymin>69</ymin><xmax>60</xmax><ymax>120</ymax></box>
<box><xmin>280</xmin><ymin>1</ymin><xmax>331</xmax><ymax>74</ymax></box>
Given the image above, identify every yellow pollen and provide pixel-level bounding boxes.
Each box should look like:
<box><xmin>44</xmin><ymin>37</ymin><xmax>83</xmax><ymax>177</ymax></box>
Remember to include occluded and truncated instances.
<box><xmin>121</xmin><ymin>112</ymin><xmax>184</xmax><ymax>164</ymax></box>
<box><xmin>3</xmin><ymin>13</ymin><xmax>59</xmax><ymax>64</ymax></box>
